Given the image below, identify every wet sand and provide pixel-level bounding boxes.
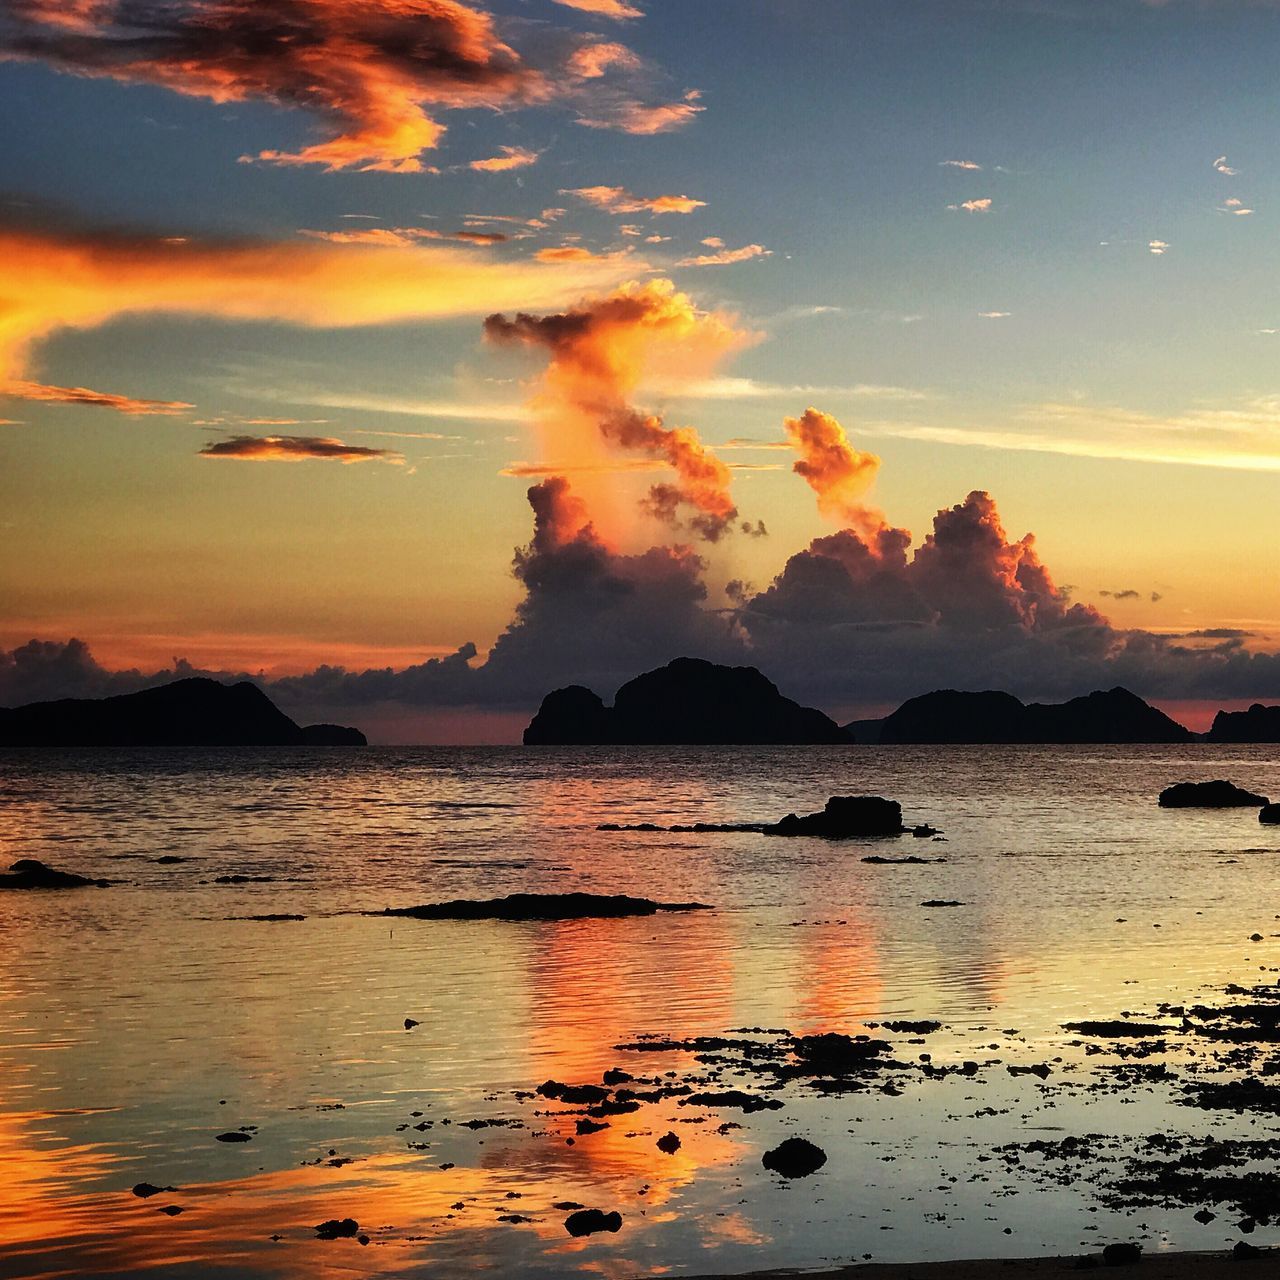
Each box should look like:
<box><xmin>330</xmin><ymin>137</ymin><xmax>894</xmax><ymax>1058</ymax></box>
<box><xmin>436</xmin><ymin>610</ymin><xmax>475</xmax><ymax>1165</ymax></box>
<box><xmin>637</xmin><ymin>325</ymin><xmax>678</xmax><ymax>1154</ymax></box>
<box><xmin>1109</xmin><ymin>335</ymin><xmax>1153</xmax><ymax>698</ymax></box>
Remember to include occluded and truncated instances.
<box><xmin>696</xmin><ymin>1247</ymin><xmax>1269</xmax><ymax>1278</ymax></box>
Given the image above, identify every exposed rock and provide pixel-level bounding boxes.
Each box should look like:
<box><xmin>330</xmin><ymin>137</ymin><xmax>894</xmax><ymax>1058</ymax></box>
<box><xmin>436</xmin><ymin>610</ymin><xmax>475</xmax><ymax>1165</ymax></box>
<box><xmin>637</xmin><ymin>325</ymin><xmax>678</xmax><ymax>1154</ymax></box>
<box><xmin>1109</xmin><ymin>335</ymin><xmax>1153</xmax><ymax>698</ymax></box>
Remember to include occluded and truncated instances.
<box><xmin>0</xmin><ymin>676</ymin><xmax>364</xmax><ymax>747</ymax></box>
<box><xmin>656</xmin><ymin>1131</ymin><xmax>681</xmax><ymax>1154</ymax></box>
<box><xmin>563</xmin><ymin>1208</ymin><xmax>622</xmax><ymax>1237</ymax></box>
<box><xmin>762</xmin><ymin>1136</ymin><xmax>827</xmax><ymax>1178</ymax></box>
<box><xmin>214</xmin><ymin>1131</ymin><xmax>253</xmax><ymax>1143</ymax></box>
<box><xmin>314</xmin><ymin>1218</ymin><xmax>360</xmax><ymax>1239</ymax></box>
<box><xmin>131</xmin><ymin>1183</ymin><xmax>176</xmax><ymax>1198</ymax></box>
<box><xmin>0</xmin><ymin>859</ymin><xmax>110</xmax><ymax>890</ymax></box>
<box><xmin>1159</xmin><ymin>780</ymin><xmax>1269</xmax><ymax>809</ymax></box>
<box><xmin>524</xmin><ymin>658</ymin><xmax>848</xmax><ymax>745</ymax></box>
<box><xmin>1101</xmin><ymin>1241</ymin><xmax>1142</xmax><ymax>1266</ymax></box>
<box><xmin>1260</xmin><ymin>804</ymin><xmax>1280</xmax><ymax>825</ymax></box>
<box><xmin>382</xmin><ymin>893</ymin><xmax>710</xmax><ymax>922</ymax></box>
<box><xmin>763</xmin><ymin>795</ymin><xmax>905</xmax><ymax>839</ymax></box>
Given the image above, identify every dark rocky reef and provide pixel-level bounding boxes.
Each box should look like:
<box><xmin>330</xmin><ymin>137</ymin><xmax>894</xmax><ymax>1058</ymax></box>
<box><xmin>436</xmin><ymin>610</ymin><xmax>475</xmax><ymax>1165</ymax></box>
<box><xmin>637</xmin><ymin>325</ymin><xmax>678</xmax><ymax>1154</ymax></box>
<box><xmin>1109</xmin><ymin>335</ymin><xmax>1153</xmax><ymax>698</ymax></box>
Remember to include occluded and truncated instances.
<box><xmin>0</xmin><ymin>859</ymin><xmax>110</xmax><ymax>890</ymax></box>
<box><xmin>1208</xmin><ymin>703</ymin><xmax>1280</xmax><ymax>743</ymax></box>
<box><xmin>0</xmin><ymin>677</ymin><xmax>365</xmax><ymax>748</ymax></box>
<box><xmin>524</xmin><ymin>658</ymin><xmax>847</xmax><ymax>745</ymax></box>
<box><xmin>854</xmin><ymin>687</ymin><xmax>1193</xmax><ymax>744</ymax></box>
<box><xmin>381</xmin><ymin>893</ymin><xmax>711</xmax><ymax>922</ymax></box>
<box><xmin>1158</xmin><ymin>780</ymin><xmax>1269</xmax><ymax>809</ymax></box>
<box><xmin>762</xmin><ymin>795</ymin><xmax>905</xmax><ymax>839</ymax></box>
<box><xmin>1260</xmin><ymin>804</ymin><xmax>1280</xmax><ymax>825</ymax></box>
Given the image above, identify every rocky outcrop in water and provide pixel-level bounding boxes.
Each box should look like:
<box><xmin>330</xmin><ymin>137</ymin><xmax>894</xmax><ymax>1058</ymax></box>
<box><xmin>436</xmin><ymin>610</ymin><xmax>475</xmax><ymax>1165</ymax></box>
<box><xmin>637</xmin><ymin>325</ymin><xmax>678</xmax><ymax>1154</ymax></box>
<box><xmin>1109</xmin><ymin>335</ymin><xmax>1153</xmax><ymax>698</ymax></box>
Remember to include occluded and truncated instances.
<box><xmin>524</xmin><ymin>658</ymin><xmax>848</xmax><ymax>745</ymax></box>
<box><xmin>0</xmin><ymin>859</ymin><xmax>110</xmax><ymax>890</ymax></box>
<box><xmin>381</xmin><ymin>893</ymin><xmax>711</xmax><ymax>922</ymax></box>
<box><xmin>762</xmin><ymin>795</ymin><xmax>905</xmax><ymax>838</ymax></box>
<box><xmin>0</xmin><ymin>677</ymin><xmax>366</xmax><ymax>747</ymax></box>
<box><xmin>762</xmin><ymin>1137</ymin><xmax>827</xmax><ymax>1178</ymax></box>
<box><xmin>1158</xmin><ymin>781</ymin><xmax>1269</xmax><ymax>809</ymax></box>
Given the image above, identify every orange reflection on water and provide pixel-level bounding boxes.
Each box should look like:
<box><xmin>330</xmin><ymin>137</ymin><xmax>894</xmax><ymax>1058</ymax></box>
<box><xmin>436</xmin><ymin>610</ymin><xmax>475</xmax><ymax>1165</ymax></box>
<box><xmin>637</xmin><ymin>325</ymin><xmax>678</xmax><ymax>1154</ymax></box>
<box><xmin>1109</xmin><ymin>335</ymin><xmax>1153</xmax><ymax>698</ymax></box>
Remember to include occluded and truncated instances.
<box><xmin>790</xmin><ymin>916</ymin><xmax>883</xmax><ymax>1033</ymax></box>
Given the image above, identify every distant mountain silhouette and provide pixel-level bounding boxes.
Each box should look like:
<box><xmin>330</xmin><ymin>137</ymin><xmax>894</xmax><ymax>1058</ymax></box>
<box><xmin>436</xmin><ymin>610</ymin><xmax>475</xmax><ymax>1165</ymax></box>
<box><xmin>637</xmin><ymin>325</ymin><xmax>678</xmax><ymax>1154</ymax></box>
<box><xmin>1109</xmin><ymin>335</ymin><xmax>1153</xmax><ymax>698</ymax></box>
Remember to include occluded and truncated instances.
<box><xmin>1207</xmin><ymin>704</ymin><xmax>1280</xmax><ymax>743</ymax></box>
<box><xmin>0</xmin><ymin>677</ymin><xmax>366</xmax><ymax>747</ymax></box>
<box><xmin>848</xmin><ymin>687</ymin><xmax>1194</xmax><ymax>744</ymax></box>
<box><xmin>524</xmin><ymin>658</ymin><xmax>848</xmax><ymax>745</ymax></box>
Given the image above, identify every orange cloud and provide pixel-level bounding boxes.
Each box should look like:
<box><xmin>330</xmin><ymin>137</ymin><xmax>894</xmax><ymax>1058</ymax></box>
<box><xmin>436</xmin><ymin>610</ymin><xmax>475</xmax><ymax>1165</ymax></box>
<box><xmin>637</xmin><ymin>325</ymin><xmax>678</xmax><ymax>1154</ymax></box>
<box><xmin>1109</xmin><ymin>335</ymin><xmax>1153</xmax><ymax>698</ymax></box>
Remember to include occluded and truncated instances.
<box><xmin>578</xmin><ymin>89</ymin><xmax>704</xmax><ymax>134</ymax></box>
<box><xmin>199</xmin><ymin>434</ymin><xmax>403</xmax><ymax>463</ymax></box>
<box><xmin>468</xmin><ymin>144</ymin><xmax>541</xmax><ymax>172</ymax></box>
<box><xmin>1</xmin><ymin>0</ymin><xmax>697</xmax><ymax>171</ymax></box>
<box><xmin>1</xmin><ymin>0</ymin><xmax>538</xmax><ymax>173</ymax></box>
<box><xmin>533</xmin><ymin>245</ymin><xmax>627</xmax><ymax>263</ymax></box>
<box><xmin>485</xmin><ymin>279</ymin><xmax>750</xmax><ymax>540</ymax></box>
<box><xmin>784</xmin><ymin>407</ymin><xmax>890</xmax><ymax>536</ymax></box>
<box><xmin>0</xmin><ymin>222</ymin><xmax>634</xmax><ymax>414</ymax></box>
<box><xmin>676</xmin><ymin>242</ymin><xmax>770</xmax><ymax>267</ymax></box>
<box><xmin>3</xmin><ymin>379</ymin><xmax>192</xmax><ymax>415</ymax></box>
<box><xmin>563</xmin><ymin>185</ymin><xmax>706</xmax><ymax>215</ymax></box>
<box><xmin>552</xmin><ymin>0</ymin><xmax>643</xmax><ymax>18</ymax></box>
<box><xmin>567</xmin><ymin>41</ymin><xmax>641</xmax><ymax>78</ymax></box>
<box><xmin>948</xmin><ymin>197</ymin><xmax>993</xmax><ymax>212</ymax></box>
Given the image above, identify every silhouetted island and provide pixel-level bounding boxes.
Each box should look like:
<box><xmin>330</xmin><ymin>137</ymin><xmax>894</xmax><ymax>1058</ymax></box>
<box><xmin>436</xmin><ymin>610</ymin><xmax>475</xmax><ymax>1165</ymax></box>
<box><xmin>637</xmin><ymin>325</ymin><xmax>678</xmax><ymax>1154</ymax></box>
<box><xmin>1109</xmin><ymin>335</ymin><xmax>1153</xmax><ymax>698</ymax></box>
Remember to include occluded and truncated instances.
<box><xmin>524</xmin><ymin>658</ymin><xmax>847</xmax><ymax>745</ymax></box>
<box><xmin>0</xmin><ymin>677</ymin><xmax>365</xmax><ymax>747</ymax></box>
<box><xmin>848</xmin><ymin>687</ymin><xmax>1193</xmax><ymax>744</ymax></box>
<box><xmin>1158</xmin><ymin>780</ymin><xmax>1269</xmax><ymax>809</ymax></box>
<box><xmin>1207</xmin><ymin>703</ymin><xmax>1280</xmax><ymax>743</ymax></box>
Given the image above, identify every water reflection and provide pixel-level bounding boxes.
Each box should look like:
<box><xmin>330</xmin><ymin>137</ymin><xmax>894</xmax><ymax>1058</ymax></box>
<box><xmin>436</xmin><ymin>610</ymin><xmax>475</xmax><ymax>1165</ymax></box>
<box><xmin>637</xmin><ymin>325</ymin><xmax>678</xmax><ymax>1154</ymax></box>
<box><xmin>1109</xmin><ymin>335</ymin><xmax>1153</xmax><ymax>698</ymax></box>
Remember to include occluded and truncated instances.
<box><xmin>3</xmin><ymin>745</ymin><xmax>1280</xmax><ymax>1275</ymax></box>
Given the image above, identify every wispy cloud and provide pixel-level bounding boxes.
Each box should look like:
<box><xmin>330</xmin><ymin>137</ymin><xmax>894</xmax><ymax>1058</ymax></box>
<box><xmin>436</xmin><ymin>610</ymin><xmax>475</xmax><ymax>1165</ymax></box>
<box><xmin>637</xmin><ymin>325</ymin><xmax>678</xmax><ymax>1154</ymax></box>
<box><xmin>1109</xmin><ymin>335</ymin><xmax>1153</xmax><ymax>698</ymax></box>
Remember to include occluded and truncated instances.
<box><xmin>978</xmin><ymin>311</ymin><xmax>1011</xmax><ymax>319</ymax></box>
<box><xmin>866</xmin><ymin>395</ymin><xmax>1280</xmax><ymax>475</ymax></box>
<box><xmin>301</xmin><ymin>226</ymin><xmax>508</xmax><ymax>246</ymax></box>
<box><xmin>568</xmin><ymin>42</ymin><xmax>641</xmax><ymax>79</ymax></box>
<box><xmin>4</xmin><ymin>379</ymin><xmax>193</xmax><ymax>415</ymax></box>
<box><xmin>1149</xmin><ymin>239</ymin><xmax>1170</xmax><ymax>255</ymax></box>
<box><xmin>577</xmin><ymin>90</ymin><xmax>704</xmax><ymax>135</ymax></box>
<box><xmin>551</xmin><ymin>0</ymin><xmax>643</xmax><ymax>18</ymax></box>
<box><xmin>469</xmin><ymin>146</ymin><xmax>542</xmax><ymax>173</ymax></box>
<box><xmin>947</xmin><ymin>198</ymin><xmax>993</xmax><ymax>213</ymax></box>
<box><xmin>940</xmin><ymin>159</ymin><xmax>982</xmax><ymax>171</ymax></box>
<box><xmin>1214</xmin><ymin>155</ymin><xmax>1240</xmax><ymax>176</ymax></box>
<box><xmin>563</xmin><ymin>185</ymin><xmax>706</xmax><ymax>215</ymax></box>
<box><xmin>665</xmin><ymin>377</ymin><xmax>931</xmax><ymax>402</ymax></box>
<box><xmin>676</xmin><ymin>243</ymin><xmax>770</xmax><ymax>267</ymax></box>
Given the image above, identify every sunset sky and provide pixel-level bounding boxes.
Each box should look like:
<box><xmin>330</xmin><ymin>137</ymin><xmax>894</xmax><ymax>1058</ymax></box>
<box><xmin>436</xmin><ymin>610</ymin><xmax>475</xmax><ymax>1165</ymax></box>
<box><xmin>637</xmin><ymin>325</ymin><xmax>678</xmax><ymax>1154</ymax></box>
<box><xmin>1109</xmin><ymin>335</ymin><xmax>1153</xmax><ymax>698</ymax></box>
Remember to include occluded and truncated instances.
<box><xmin>4</xmin><ymin>0</ymin><xmax>1280</xmax><ymax>739</ymax></box>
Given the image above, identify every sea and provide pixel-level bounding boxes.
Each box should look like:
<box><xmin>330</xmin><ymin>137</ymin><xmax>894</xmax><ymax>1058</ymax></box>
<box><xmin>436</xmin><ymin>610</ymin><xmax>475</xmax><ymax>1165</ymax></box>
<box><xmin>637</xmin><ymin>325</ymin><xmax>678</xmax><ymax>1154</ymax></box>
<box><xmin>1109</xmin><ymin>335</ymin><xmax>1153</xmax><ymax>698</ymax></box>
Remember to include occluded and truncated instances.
<box><xmin>2</xmin><ymin>744</ymin><xmax>1280</xmax><ymax>1279</ymax></box>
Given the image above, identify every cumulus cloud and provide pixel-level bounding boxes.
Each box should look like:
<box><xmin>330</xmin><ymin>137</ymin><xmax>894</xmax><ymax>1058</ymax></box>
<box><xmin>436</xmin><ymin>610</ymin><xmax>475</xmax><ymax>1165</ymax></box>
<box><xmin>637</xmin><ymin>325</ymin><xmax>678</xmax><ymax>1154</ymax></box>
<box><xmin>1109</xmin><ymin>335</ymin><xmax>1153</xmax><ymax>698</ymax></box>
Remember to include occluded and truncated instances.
<box><xmin>0</xmin><ymin>0</ymin><xmax>695</xmax><ymax>172</ymax></box>
<box><xmin>199</xmin><ymin>434</ymin><xmax>404</xmax><ymax>464</ymax></box>
<box><xmin>0</xmin><ymin>218</ymin><xmax>633</xmax><ymax>415</ymax></box>
<box><xmin>563</xmin><ymin>185</ymin><xmax>707</xmax><ymax>215</ymax></box>
<box><xmin>484</xmin><ymin>279</ymin><xmax>750</xmax><ymax>540</ymax></box>
<box><xmin>468</xmin><ymin>145</ymin><xmax>542</xmax><ymax>173</ymax></box>
<box><xmin>676</xmin><ymin>243</ymin><xmax>770</xmax><ymax>267</ymax></box>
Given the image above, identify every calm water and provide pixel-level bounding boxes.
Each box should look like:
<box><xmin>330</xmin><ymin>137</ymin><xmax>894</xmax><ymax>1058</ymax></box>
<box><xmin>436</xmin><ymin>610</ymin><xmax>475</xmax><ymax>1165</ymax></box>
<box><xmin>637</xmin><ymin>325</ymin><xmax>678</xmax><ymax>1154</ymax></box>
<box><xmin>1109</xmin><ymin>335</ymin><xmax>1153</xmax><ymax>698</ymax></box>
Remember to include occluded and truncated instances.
<box><xmin>2</xmin><ymin>745</ymin><xmax>1280</xmax><ymax>1278</ymax></box>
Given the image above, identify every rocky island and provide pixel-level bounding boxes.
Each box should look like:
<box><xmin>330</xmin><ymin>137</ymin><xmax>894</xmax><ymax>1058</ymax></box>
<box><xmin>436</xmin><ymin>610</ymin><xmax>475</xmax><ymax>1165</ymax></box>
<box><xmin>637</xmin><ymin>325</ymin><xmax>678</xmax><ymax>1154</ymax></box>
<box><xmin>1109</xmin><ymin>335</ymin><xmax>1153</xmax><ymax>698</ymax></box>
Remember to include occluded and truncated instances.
<box><xmin>0</xmin><ymin>677</ymin><xmax>365</xmax><ymax>747</ymax></box>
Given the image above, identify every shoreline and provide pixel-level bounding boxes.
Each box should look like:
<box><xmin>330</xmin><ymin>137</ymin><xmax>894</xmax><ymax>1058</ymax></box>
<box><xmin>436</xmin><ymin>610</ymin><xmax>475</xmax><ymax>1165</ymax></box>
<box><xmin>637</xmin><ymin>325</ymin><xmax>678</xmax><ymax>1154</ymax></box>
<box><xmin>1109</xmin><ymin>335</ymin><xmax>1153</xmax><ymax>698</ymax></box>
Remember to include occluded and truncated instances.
<box><xmin>691</xmin><ymin>1246</ymin><xmax>1269</xmax><ymax>1278</ymax></box>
